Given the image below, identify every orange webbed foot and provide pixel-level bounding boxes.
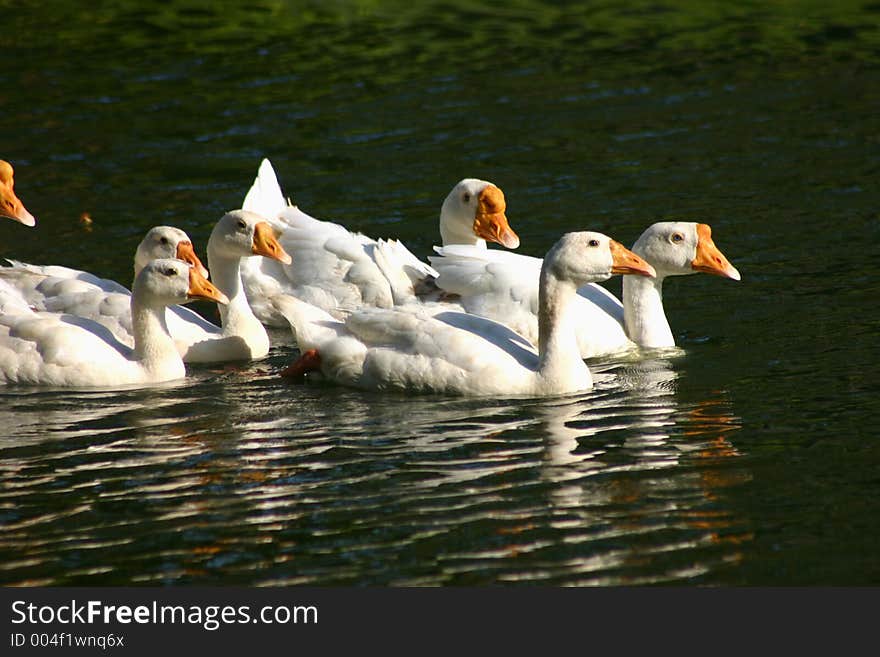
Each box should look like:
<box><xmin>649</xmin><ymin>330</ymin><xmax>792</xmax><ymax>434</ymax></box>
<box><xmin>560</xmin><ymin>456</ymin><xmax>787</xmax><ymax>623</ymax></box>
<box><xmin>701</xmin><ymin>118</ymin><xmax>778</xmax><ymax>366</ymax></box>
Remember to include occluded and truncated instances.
<box><xmin>280</xmin><ymin>348</ymin><xmax>322</xmax><ymax>379</ymax></box>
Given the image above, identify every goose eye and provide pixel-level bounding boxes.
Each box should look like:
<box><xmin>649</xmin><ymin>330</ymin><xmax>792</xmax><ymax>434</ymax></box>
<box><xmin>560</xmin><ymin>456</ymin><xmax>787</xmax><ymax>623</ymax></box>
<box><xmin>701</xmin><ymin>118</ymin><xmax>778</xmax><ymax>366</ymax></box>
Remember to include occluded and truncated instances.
<box><xmin>163</xmin><ymin>267</ymin><xmax>177</xmax><ymax>276</ymax></box>
<box><xmin>462</xmin><ymin>192</ymin><xmax>471</xmax><ymax>203</ymax></box>
<box><xmin>671</xmin><ymin>233</ymin><xmax>684</xmax><ymax>243</ymax></box>
<box><xmin>237</xmin><ymin>219</ymin><xmax>247</xmax><ymax>229</ymax></box>
<box><xmin>159</xmin><ymin>237</ymin><xmax>169</xmax><ymax>245</ymax></box>
<box><xmin>588</xmin><ymin>239</ymin><xmax>600</xmax><ymax>247</ymax></box>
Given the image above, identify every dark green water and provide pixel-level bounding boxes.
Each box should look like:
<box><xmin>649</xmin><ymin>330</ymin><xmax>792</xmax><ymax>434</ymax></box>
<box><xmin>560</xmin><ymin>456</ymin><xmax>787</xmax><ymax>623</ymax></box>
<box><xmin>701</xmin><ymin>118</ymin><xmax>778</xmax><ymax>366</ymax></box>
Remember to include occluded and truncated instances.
<box><xmin>1</xmin><ymin>1</ymin><xmax>879</xmax><ymax>585</ymax></box>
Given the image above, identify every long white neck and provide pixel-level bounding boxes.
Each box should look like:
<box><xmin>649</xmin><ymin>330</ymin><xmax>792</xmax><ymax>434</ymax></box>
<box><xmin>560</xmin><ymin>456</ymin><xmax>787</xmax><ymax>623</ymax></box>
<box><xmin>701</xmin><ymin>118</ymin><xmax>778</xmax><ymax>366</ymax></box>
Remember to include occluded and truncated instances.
<box><xmin>537</xmin><ymin>268</ymin><xmax>592</xmax><ymax>392</ymax></box>
<box><xmin>439</xmin><ymin>215</ymin><xmax>485</xmax><ymax>247</ymax></box>
<box><xmin>207</xmin><ymin>247</ymin><xmax>268</xmax><ymax>349</ymax></box>
<box><xmin>131</xmin><ymin>295</ymin><xmax>185</xmax><ymax>378</ymax></box>
<box><xmin>131</xmin><ymin>259</ymin><xmax>146</xmax><ymax>290</ymax></box>
<box><xmin>622</xmin><ymin>273</ymin><xmax>674</xmax><ymax>348</ymax></box>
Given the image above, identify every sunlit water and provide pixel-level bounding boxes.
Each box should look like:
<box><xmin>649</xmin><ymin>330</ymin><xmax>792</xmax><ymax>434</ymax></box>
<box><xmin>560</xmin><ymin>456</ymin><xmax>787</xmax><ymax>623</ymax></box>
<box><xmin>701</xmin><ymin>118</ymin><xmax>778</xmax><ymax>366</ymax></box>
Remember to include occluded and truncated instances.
<box><xmin>1</xmin><ymin>1</ymin><xmax>879</xmax><ymax>585</ymax></box>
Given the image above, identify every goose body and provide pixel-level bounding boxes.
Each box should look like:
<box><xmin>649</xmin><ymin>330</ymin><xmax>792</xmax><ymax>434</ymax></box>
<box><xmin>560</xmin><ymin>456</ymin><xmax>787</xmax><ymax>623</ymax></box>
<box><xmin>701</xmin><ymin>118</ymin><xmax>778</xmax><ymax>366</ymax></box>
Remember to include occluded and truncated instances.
<box><xmin>275</xmin><ymin>232</ymin><xmax>655</xmax><ymax>397</ymax></box>
<box><xmin>430</xmin><ymin>221</ymin><xmax>740</xmax><ymax>357</ymax></box>
<box><xmin>1</xmin><ymin>226</ymin><xmax>211</xmax><ymax>354</ymax></box>
<box><xmin>0</xmin><ymin>259</ymin><xmax>227</xmax><ymax>387</ymax></box>
<box><xmin>0</xmin><ymin>278</ymin><xmax>32</xmax><ymax>315</ymax></box>
<box><xmin>0</xmin><ymin>160</ymin><xmax>35</xmax><ymax>226</ymax></box>
<box><xmin>0</xmin><ymin>216</ymin><xmax>290</xmax><ymax>363</ymax></box>
<box><xmin>239</xmin><ymin>158</ymin><xmax>519</xmax><ymax>325</ymax></box>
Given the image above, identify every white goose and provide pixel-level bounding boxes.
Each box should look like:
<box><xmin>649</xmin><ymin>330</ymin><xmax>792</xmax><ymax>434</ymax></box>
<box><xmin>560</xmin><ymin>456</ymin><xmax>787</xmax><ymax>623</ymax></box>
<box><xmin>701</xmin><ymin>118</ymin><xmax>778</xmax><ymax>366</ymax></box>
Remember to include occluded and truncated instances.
<box><xmin>0</xmin><ymin>160</ymin><xmax>36</xmax><ymax>226</ymax></box>
<box><xmin>4</xmin><ymin>225</ymin><xmax>209</xmax><ymax>300</ymax></box>
<box><xmin>239</xmin><ymin>158</ymin><xmax>520</xmax><ymax>325</ymax></box>
<box><xmin>2</xmin><ymin>226</ymin><xmax>210</xmax><ymax>352</ymax></box>
<box><xmin>180</xmin><ymin>209</ymin><xmax>290</xmax><ymax>362</ymax></box>
<box><xmin>430</xmin><ymin>221</ymin><xmax>740</xmax><ymax>357</ymax></box>
<box><xmin>1</xmin><ymin>214</ymin><xmax>291</xmax><ymax>362</ymax></box>
<box><xmin>273</xmin><ymin>232</ymin><xmax>655</xmax><ymax>397</ymax></box>
<box><xmin>0</xmin><ymin>259</ymin><xmax>227</xmax><ymax>387</ymax></box>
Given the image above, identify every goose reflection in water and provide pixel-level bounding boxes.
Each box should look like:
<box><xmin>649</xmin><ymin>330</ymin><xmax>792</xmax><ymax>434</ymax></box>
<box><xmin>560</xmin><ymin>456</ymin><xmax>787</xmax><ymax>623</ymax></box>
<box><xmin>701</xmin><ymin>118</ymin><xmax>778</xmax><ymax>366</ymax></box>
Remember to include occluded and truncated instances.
<box><xmin>528</xmin><ymin>355</ymin><xmax>753</xmax><ymax>584</ymax></box>
<box><xmin>0</xmin><ymin>349</ymin><xmax>753</xmax><ymax>586</ymax></box>
<box><xmin>0</xmin><ymin>381</ymin><xmax>194</xmax><ymax>447</ymax></box>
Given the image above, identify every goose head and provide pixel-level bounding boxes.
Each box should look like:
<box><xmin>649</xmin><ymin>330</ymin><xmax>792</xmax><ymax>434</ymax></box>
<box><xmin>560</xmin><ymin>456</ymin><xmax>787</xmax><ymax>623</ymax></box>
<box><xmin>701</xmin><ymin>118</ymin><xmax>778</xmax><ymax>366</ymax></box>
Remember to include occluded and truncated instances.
<box><xmin>210</xmin><ymin>210</ymin><xmax>292</xmax><ymax>263</ymax></box>
<box><xmin>632</xmin><ymin>222</ymin><xmax>740</xmax><ymax>281</ymax></box>
<box><xmin>134</xmin><ymin>226</ymin><xmax>210</xmax><ymax>280</ymax></box>
<box><xmin>0</xmin><ymin>160</ymin><xmax>36</xmax><ymax>227</ymax></box>
<box><xmin>543</xmin><ymin>231</ymin><xmax>656</xmax><ymax>286</ymax></box>
<box><xmin>132</xmin><ymin>258</ymin><xmax>228</xmax><ymax>308</ymax></box>
<box><xmin>439</xmin><ymin>178</ymin><xmax>520</xmax><ymax>249</ymax></box>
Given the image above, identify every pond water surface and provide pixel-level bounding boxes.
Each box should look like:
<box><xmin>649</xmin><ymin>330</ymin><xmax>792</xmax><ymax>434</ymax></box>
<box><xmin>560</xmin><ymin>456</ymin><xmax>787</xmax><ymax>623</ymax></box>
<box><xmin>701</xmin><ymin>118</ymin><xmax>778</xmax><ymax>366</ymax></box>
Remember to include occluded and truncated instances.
<box><xmin>1</xmin><ymin>1</ymin><xmax>879</xmax><ymax>585</ymax></box>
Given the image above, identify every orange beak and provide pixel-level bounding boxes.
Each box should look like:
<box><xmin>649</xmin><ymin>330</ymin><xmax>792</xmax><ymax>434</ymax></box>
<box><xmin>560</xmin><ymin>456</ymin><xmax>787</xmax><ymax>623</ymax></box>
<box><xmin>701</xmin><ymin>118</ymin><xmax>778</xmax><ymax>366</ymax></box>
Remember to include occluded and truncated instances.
<box><xmin>253</xmin><ymin>222</ymin><xmax>292</xmax><ymax>264</ymax></box>
<box><xmin>187</xmin><ymin>266</ymin><xmax>229</xmax><ymax>305</ymax></box>
<box><xmin>610</xmin><ymin>240</ymin><xmax>656</xmax><ymax>277</ymax></box>
<box><xmin>472</xmin><ymin>185</ymin><xmax>520</xmax><ymax>249</ymax></box>
<box><xmin>691</xmin><ymin>224</ymin><xmax>741</xmax><ymax>281</ymax></box>
<box><xmin>0</xmin><ymin>160</ymin><xmax>36</xmax><ymax>227</ymax></box>
<box><xmin>175</xmin><ymin>240</ymin><xmax>210</xmax><ymax>280</ymax></box>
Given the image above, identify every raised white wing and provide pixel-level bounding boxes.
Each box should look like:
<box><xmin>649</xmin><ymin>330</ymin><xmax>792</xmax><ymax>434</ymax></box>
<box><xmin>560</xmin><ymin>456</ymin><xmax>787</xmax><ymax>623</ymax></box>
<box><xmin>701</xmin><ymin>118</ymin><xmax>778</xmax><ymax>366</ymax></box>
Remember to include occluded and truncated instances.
<box><xmin>241</xmin><ymin>157</ymin><xmax>288</xmax><ymax>220</ymax></box>
<box><xmin>240</xmin><ymin>160</ymin><xmax>440</xmax><ymax>324</ymax></box>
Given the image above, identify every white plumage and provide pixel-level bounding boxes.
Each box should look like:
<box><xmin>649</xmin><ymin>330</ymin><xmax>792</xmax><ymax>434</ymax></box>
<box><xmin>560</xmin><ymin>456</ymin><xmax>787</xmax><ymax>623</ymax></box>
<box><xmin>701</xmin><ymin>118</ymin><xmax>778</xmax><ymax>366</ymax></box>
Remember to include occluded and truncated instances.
<box><xmin>180</xmin><ymin>209</ymin><xmax>291</xmax><ymax>362</ymax></box>
<box><xmin>0</xmin><ymin>214</ymin><xmax>291</xmax><ymax>363</ymax></box>
<box><xmin>239</xmin><ymin>158</ymin><xmax>520</xmax><ymax>325</ymax></box>
<box><xmin>0</xmin><ymin>259</ymin><xmax>227</xmax><ymax>387</ymax></box>
<box><xmin>429</xmin><ymin>221</ymin><xmax>740</xmax><ymax>357</ymax></box>
<box><xmin>274</xmin><ymin>232</ymin><xmax>656</xmax><ymax>397</ymax></box>
<box><xmin>1</xmin><ymin>226</ymin><xmax>210</xmax><ymax>350</ymax></box>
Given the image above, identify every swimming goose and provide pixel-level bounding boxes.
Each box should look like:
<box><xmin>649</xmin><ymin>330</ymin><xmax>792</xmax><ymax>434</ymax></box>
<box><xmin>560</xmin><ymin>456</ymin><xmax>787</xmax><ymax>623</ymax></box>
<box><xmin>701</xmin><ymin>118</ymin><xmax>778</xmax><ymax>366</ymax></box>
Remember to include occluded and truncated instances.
<box><xmin>274</xmin><ymin>232</ymin><xmax>655</xmax><ymax>397</ymax></box>
<box><xmin>0</xmin><ymin>259</ymin><xmax>227</xmax><ymax>387</ymax></box>
<box><xmin>1</xmin><ymin>214</ymin><xmax>291</xmax><ymax>362</ymax></box>
<box><xmin>180</xmin><ymin>209</ymin><xmax>291</xmax><ymax>362</ymax></box>
<box><xmin>622</xmin><ymin>222</ymin><xmax>740</xmax><ymax>348</ymax></box>
<box><xmin>239</xmin><ymin>158</ymin><xmax>520</xmax><ymax>325</ymax></box>
<box><xmin>1</xmin><ymin>226</ymin><xmax>210</xmax><ymax>351</ymax></box>
<box><xmin>5</xmin><ymin>225</ymin><xmax>208</xmax><ymax>300</ymax></box>
<box><xmin>0</xmin><ymin>160</ymin><xmax>36</xmax><ymax>226</ymax></box>
<box><xmin>429</xmin><ymin>221</ymin><xmax>740</xmax><ymax>357</ymax></box>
